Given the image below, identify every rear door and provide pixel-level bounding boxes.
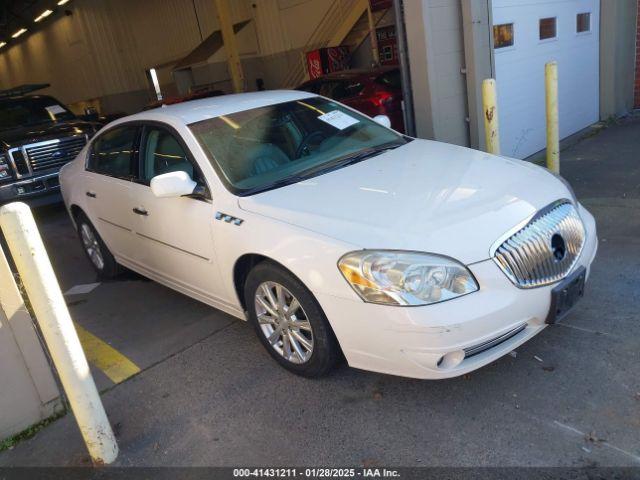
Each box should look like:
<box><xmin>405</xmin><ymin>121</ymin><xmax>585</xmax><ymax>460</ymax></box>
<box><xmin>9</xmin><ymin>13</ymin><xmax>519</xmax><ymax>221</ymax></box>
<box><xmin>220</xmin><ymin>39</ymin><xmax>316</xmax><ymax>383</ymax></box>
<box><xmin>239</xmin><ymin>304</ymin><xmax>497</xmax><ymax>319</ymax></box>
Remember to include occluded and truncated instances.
<box><xmin>82</xmin><ymin>125</ymin><xmax>140</xmax><ymax>263</ymax></box>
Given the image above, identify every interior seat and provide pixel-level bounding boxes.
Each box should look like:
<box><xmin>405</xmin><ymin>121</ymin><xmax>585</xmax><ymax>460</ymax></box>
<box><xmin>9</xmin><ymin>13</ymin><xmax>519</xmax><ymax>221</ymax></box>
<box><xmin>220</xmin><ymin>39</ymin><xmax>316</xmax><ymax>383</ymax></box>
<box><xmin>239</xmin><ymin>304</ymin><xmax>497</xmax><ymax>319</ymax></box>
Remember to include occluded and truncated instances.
<box><xmin>247</xmin><ymin>143</ymin><xmax>290</xmax><ymax>176</ymax></box>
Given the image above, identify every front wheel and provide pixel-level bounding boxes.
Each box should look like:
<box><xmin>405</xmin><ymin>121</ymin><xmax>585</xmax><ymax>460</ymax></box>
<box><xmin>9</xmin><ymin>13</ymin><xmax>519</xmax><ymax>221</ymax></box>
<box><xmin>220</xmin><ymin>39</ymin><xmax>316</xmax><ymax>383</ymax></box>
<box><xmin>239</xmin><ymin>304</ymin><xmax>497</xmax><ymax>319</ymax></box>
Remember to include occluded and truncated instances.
<box><xmin>244</xmin><ymin>261</ymin><xmax>340</xmax><ymax>377</ymax></box>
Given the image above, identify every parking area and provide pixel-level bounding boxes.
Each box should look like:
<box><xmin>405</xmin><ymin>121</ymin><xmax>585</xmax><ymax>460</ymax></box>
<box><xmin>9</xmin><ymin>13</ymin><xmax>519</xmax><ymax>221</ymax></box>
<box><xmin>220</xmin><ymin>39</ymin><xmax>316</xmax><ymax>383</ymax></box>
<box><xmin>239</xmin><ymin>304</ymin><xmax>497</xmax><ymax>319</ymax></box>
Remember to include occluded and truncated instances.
<box><xmin>0</xmin><ymin>116</ymin><xmax>638</xmax><ymax>467</ymax></box>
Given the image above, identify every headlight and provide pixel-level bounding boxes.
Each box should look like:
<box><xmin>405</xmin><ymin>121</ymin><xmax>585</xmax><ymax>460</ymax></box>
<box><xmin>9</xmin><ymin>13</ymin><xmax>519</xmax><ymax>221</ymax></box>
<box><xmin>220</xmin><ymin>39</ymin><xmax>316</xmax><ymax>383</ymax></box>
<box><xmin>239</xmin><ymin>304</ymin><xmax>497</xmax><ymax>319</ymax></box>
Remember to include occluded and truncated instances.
<box><xmin>338</xmin><ymin>250</ymin><xmax>479</xmax><ymax>306</ymax></box>
<box><xmin>0</xmin><ymin>154</ymin><xmax>10</xmax><ymax>180</ymax></box>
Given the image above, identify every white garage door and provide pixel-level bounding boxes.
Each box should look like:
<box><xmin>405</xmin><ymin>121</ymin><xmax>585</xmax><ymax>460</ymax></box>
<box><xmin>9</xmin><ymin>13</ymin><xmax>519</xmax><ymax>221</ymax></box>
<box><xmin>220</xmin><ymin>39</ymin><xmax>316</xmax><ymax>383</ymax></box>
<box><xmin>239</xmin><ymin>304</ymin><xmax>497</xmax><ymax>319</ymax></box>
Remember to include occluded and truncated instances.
<box><xmin>492</xmin><ymin>0</ymin><xmax>600</xmax><ymax>159</ymax></box>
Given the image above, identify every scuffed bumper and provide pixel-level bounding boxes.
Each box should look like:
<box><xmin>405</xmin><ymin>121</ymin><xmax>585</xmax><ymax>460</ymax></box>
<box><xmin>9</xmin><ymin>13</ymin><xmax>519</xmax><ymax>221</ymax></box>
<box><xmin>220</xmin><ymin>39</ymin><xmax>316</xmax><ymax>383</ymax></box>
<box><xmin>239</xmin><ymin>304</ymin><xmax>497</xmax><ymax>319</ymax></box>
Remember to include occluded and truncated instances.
<box><xmin>317</xmin><ymin>204</ymin><xmax>598</xmax><ymax>380</ymax></box>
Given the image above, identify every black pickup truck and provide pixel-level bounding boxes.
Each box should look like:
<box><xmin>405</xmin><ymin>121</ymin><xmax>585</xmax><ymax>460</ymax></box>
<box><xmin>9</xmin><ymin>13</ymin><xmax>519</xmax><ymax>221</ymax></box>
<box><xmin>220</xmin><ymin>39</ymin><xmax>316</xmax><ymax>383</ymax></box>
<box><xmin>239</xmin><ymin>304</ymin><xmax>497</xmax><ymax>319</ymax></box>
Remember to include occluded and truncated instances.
<box><xmin>0</xmin><ymin>91</ymin><xmax>100</xmax><ymax>206</ymax></box>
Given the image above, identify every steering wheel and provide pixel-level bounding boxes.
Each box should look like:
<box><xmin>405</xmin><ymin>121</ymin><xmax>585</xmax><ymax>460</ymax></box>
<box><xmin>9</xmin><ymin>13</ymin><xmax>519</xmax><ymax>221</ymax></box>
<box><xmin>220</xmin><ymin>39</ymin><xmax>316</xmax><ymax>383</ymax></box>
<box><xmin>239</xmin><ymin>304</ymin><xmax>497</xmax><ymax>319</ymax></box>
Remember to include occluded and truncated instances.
<box><xmin>295</xmin><ymin>131</ymin><xmax>327</xmax><ymax>159</ymax></box>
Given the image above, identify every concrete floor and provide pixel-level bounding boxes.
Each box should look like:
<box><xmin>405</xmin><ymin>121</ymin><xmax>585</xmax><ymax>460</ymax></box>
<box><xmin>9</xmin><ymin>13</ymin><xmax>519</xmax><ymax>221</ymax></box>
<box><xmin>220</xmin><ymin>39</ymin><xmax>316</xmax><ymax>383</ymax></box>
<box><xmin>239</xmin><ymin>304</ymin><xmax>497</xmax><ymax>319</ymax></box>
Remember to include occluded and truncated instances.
<box><xmin>1</xmin><ymin>117</ymin><xmax>639</xmax><ymax>467</ymax></box>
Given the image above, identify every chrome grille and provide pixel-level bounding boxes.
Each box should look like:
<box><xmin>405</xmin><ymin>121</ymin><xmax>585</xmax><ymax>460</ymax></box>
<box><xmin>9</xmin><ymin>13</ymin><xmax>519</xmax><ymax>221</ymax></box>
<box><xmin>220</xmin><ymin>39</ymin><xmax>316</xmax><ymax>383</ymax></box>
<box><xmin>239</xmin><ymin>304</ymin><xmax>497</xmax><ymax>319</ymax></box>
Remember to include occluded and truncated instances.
<box><xmin>24</xmin><ymin>135</ymin><xmax>86</xmax><ymax>172</ymax></box>
<box><xmin>493</xmin><ymin>201</ymin><xmax>586</xmax><ymax>288</ymax></box>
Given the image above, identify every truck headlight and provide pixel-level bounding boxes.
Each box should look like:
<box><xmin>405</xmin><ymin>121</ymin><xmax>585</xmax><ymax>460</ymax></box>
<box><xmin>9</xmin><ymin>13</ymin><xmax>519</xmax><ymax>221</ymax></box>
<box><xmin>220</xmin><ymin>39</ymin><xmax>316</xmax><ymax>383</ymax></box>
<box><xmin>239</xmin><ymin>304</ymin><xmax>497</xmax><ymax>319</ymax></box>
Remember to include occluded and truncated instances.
<box><xmin>338</xmin><ymin>250</ymin><xmax>479</xmax><ymax>306</ymax></box>
<box><xmin>0</xmin><ymin>154</ymin><xmax>10</xmax><ymax>180</ymax></box>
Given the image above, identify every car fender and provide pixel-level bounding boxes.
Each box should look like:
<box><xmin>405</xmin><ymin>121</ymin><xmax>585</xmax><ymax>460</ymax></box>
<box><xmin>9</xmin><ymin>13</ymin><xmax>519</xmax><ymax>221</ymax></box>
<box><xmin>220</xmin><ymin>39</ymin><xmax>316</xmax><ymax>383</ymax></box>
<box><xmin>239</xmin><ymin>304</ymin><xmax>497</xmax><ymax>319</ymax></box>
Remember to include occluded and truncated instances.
<box><xmin>211</xmin><ymin>202</ymin><xmax>363</xmax><ymax>311</ymax></box>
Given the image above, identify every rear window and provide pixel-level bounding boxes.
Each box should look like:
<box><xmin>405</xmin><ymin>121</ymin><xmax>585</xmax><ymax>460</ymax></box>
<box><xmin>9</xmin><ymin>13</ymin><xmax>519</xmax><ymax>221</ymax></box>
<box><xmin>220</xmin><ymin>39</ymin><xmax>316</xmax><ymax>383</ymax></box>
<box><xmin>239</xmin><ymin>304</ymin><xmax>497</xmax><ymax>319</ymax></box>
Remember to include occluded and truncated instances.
<box><xmin>375</xmin><ymin>70</ymin><xmax>401</xmax><ymax>90</ymax></box>
<box><xmin>297</xmin><ymin>82</ymin><xmax>321</xmax><ymax>94</ymax></box>
<box><xmin>0</xmin><ymin>96</ymin><xmax>76</xmax><ymax>130</ymax></box>
<box><xmin>332</xmin><ymin>81</ymin><xmax>365</xmax><ymax>100</ymax></box>
<box><xmin>88</xmin><ymin>126</ymin><xmax>138</xmax><ymax>179</ymax></box>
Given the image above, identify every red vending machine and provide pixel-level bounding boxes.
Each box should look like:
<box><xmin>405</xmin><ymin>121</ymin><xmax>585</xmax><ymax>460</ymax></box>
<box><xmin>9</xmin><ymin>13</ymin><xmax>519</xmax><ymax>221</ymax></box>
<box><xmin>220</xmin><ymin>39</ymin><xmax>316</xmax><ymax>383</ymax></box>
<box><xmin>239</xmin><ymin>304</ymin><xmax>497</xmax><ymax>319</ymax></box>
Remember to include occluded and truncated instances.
<box><xmin>305</xmin><ymin>46</ymin><xmax>350</xmax><ymax>80</ymax></box>
<box><xmin>376</xmin><ymin>25</ymin><xmax>398</xmax><ymax>66</ymax></box>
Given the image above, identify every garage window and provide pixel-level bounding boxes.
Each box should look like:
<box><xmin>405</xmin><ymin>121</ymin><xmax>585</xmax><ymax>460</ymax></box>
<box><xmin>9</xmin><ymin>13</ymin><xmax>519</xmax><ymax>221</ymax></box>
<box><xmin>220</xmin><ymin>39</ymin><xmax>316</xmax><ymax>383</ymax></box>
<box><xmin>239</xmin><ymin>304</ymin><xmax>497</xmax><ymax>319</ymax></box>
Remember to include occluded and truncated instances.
<box><xmin>539</xmin><ymin>17</ymin><xmax>557</xmax><ymax>40</ymax></box>
<box><xmin>577</xmin><ymin>13</ymin><xmax>591</xmax><ymax>33</ymax></box>
<box><xmin>493</xmin><ymin>23</ymin><xmax>514</xmax><ymax>49</ymax></box>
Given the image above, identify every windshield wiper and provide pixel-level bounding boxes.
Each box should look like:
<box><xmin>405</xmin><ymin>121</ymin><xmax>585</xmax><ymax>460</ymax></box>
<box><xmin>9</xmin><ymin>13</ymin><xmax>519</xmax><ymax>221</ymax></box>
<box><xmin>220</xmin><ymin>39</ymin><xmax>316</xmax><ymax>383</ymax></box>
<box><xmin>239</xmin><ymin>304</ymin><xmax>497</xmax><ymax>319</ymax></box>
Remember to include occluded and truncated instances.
<box><xmin>238</xmin><ymin>175</ymin><xmax>309</xmax><ymax>196</ymax></box>
<box><xmin>294</xmin><ymin>142</ymin><xmax>404</xmax><ymax>179</ymax></box>
<box><xmin>238</xmin><ymin>142</ymin><xmax>404</xmax><ymax>196</ymax></box>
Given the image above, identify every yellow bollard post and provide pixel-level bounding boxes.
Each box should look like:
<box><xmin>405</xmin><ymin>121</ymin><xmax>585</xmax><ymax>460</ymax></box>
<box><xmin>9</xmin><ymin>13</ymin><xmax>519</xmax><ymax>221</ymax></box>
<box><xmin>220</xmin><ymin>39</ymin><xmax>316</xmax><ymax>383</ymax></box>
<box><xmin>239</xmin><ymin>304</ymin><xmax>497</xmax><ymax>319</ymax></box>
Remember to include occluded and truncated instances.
<box><xmin>481</xmin><ymin>78</ymin><xmax>500</xmax><ymax>155</ymax></box>
<box><xmin>545</xmin><ymin>61</ymin><xmax>560</xmax><ymax>174</ymax></box>
<box><xmin>215</xmin><ymin>0</ymin><xmax>245</xmax><ymax>93</ymax></box>
<box><xmin>0</xmin><ymin>202</ymin><xmax>118</xmax><ymax>465</ymax></box>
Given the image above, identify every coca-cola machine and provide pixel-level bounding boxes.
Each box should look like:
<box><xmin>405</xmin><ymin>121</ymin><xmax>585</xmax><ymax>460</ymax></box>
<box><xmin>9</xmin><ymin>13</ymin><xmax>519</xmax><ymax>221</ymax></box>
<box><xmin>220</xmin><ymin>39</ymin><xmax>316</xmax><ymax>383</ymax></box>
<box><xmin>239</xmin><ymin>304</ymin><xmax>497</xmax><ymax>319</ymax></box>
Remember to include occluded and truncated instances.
<box><xmin>376</xmin><ymin>25</ymin><xmax>398</xmax><ymax>66</ymax></box>
<box><xmin>305</xmin><ymin>46</ymin><xmax>350</xmax><ymax>80</ymax></box>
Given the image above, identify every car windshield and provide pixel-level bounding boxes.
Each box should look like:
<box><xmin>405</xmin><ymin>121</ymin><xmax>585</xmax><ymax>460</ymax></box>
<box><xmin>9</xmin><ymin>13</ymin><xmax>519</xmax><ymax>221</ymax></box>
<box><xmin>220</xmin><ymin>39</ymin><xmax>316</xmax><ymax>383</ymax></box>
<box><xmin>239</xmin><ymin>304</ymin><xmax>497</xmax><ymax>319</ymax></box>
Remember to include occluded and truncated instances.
<box><xmin>0</xmin><ymin>96</ymin><xmax>76</xmax><ymax>131</ymax></box>
<box><xmin>189</xmin><ymin>97</ymin><xmax>408</xmax><ymax>195</ymax></box>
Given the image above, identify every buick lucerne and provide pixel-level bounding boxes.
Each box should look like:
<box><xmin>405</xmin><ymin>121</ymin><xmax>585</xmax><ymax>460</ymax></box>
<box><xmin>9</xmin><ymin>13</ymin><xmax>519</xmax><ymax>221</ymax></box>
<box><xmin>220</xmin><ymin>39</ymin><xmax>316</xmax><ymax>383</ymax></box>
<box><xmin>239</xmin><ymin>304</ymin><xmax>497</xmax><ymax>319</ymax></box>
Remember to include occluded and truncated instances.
<box><xmin>60</xmin><ymin>91</ymin><xmax>598</xmax><ymax>379</ymax></box>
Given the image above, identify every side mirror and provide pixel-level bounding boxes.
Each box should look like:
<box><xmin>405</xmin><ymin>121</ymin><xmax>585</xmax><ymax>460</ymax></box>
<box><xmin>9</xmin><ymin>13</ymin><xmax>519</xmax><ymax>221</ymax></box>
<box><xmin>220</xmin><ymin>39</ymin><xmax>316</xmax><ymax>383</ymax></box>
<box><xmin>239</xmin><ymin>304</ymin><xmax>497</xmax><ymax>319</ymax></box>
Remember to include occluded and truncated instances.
<box><xmin>150</xmin><ymin>171</ymin><xmax>197</xmax><ymax>198</ymax></box>
<box><xmin>373</xmin><ymin>114</ymin><xmax>391</xmax><ymax>128</ymax></box>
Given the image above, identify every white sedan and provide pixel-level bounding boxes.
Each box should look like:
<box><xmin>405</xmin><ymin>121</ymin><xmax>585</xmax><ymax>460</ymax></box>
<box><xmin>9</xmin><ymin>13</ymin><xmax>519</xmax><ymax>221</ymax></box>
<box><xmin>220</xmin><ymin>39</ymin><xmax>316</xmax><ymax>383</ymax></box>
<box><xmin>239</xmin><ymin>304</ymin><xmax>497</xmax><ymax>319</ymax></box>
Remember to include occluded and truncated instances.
<box><xmin>60</xmin><ymin>91</ymin><xmax>598</xmax><ymax>379</ymax></box>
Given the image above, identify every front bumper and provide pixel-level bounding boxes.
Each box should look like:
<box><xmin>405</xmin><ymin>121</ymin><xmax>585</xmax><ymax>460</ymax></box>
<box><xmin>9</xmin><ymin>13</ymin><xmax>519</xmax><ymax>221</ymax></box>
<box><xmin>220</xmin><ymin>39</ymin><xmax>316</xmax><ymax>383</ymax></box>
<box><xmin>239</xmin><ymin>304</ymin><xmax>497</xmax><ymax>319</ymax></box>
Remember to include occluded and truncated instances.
<box><xmin>0</xmin><ymin>173</ymin><xmax>63</xmax><ymax>207</ymax></box>
<box><xmin>317</xmin><ymin>205</ymin><xmax>598</xmax><ymax>380</ymax></box>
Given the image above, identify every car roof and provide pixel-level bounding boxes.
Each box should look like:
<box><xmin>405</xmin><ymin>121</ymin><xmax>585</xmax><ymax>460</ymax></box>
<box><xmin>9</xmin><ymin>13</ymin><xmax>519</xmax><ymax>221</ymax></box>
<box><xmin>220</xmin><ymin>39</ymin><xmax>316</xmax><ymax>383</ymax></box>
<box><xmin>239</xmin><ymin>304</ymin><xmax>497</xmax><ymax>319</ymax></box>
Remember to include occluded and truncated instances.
<box><xmin>300</xmin><ymin>66</ymin><xmax>399</xmax><ymax>84</ymax></box>
<box><xmin>121</xmin><ymin>90</ymin><xmax>317</xmax><ymax>126</ymax></box>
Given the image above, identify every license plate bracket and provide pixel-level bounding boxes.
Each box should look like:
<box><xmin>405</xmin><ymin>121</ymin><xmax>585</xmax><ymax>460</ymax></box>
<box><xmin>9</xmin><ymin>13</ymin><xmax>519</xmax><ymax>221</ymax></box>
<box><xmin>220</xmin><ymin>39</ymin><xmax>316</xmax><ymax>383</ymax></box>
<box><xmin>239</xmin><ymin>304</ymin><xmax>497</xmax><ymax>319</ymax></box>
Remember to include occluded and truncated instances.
<box><xmin>545</xmin><ymin>266</ymin><xmax>586</xmax><ymax>324</ymax></box>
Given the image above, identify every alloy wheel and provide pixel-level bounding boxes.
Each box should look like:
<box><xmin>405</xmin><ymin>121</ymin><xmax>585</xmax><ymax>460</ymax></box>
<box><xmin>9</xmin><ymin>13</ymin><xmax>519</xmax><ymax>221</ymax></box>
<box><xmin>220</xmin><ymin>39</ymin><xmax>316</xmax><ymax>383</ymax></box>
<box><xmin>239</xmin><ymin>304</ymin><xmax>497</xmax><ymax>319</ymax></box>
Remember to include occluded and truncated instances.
<box><xmin>80</xmin><ymin>223</ymin><xmax>105</xmax><ymax>271</ymax></box>
<box><xmin>254</xmin><ymin>281</ymin><xmax>314</xmax><ymax>364</ymax></box>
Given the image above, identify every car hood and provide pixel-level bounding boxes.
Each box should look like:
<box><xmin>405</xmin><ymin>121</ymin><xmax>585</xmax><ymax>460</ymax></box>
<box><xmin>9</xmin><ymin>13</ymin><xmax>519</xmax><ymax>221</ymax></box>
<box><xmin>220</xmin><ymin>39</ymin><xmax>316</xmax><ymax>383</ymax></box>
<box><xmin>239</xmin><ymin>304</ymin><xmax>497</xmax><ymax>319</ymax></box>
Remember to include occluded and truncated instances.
<box><xmin>0</xmin><ymin>120</ymin><xmax>98</xmax><ymax>149</ymax></box>
<box><xmin>238</xmin><ymin>139</ymin><xmax>571</xmax><ymax>264</ymax></box>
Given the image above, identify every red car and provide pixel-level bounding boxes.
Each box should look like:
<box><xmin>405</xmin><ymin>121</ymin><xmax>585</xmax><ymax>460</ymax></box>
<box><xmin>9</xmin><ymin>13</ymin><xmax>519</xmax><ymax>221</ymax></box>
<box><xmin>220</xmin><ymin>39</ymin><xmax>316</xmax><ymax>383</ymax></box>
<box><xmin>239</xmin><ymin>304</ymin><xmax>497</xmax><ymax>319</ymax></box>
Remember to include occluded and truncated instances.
<box><xmin>143</xmin><ymin>88</ymin><xmax>225</xmax><ymax>111</ymax></box>
<box><xmin>297</xmin><ymin>67</ymin><xmax>404</xmax><ymax>133</ymax></box>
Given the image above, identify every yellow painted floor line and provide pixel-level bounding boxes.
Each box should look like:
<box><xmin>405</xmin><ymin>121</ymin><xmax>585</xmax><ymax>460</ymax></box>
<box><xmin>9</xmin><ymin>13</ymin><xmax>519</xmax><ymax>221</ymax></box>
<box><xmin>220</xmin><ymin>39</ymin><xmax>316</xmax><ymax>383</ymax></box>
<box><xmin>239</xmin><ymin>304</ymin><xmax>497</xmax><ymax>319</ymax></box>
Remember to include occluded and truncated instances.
<box><xmin>74</xmin><ymin>322</ymin><xmax>141</xmax><ymax>384</ymax></box>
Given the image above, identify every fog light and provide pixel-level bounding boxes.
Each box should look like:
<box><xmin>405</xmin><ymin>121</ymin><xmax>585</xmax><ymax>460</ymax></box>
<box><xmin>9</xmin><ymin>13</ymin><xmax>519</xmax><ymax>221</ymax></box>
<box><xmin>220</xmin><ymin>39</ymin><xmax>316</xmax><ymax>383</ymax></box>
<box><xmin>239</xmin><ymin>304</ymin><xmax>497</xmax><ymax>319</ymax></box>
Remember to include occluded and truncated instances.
<box><xmin>437</xmin><ymin>350</ymin><xmax>465</xmax><ymax>369</ymax></box>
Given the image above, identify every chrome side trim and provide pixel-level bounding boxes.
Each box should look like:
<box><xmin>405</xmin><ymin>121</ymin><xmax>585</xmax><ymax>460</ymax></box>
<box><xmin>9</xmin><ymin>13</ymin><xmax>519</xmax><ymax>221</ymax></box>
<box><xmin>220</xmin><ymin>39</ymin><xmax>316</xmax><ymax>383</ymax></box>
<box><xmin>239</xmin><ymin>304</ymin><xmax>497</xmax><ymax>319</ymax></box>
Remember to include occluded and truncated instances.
<box><xmin>135</xmin><ymin>232</ymin><xmax>210</xmax><ymax>262</ymax></box>
<box><xmin>464</xmin><ymin>323</ymin><xmax>527</xmax><ymax>358</ymax></box>
<box><xmin>98</xmin><ymin>217</ymin><xmax>132</xmax><ymax>232</ymax></box>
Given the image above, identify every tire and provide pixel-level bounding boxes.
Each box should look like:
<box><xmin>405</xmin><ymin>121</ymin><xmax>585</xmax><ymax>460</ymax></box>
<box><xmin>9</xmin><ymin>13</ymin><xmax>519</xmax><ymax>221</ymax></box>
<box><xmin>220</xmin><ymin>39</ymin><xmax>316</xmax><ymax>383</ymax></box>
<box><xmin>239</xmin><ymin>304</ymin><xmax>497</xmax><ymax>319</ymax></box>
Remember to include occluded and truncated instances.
<box><xmin>75</xmin><ymin>211</ymin><xmax>121</xmax><ymax>279</ymax></box>
<box><xmin>244</xmin><ymin>261</ymin><xmax>340</xmax><ymax>377</ymax></box>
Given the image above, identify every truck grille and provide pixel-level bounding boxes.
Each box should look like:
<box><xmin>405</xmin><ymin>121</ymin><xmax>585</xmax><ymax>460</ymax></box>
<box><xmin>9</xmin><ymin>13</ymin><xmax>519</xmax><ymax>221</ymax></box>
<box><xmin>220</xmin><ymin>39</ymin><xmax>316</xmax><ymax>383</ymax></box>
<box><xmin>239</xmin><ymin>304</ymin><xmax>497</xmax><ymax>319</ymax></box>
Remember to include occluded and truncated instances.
<box><xmin>493</xmin><ymin>201</ymin><xmax>586</xmax><ymax>288</ymax></box>
<box><xmin>24</xmin><ymin>135</ymin><xmax>87</xmax><ymax>173</ymax></box>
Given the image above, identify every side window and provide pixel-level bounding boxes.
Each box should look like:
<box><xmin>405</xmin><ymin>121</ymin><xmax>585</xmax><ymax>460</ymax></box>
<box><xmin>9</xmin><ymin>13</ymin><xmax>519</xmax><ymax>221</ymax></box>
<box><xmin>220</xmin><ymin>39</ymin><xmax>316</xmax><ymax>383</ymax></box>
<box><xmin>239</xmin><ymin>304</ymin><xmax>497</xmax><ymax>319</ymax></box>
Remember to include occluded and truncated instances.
<box><xmin>334</xmin><ymin>81</ymin><xmax>364</xmax><ymax>100</ymax></box>
<box><xmin>376</xmin><ymin>69</ymin><xmax>401</xmax><ymax>90</ymax></box>
<box><xmin>88</xmin><ymin>126</ymin><xmax>138</xmax><ymax>178</ymax></box>
<box><xmin>299</xmin><ymin>82</ymin><xmax>321</xmax><ymax>94</ymax></box>
<box><xmin>318</xmin><ymin>81</ymin><xmax>336</xmax><ymax>98</ymax></box>
<box><xmin>141</xmin><ymin>127</ymin><xmax>200</xmax><ymax>184</ymax></box>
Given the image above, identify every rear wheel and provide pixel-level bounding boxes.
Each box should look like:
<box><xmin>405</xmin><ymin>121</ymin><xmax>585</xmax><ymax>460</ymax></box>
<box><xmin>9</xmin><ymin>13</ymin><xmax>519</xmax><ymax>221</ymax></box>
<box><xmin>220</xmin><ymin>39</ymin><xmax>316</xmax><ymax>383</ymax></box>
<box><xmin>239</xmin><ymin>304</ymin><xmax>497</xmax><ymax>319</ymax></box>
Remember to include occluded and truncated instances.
<box><xmin>244</xmin><ymin>261</ymin><xmax>340</xmax><ymax>377</ymax></box>
<box><xmin>76</xmin><ymin>212</ymin><xmax>120</xmax><ymax>279</ymax></box>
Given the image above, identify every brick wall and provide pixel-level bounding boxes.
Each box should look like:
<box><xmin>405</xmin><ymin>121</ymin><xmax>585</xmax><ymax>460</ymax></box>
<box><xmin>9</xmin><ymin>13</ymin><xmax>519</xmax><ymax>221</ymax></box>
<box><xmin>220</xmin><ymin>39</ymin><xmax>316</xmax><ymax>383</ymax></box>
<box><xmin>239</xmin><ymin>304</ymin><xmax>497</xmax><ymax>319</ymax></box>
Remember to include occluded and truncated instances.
<box><xmin>635</xmin><ymin>0</ymin><xmax>640</xmax><ymax>107</ymax></box>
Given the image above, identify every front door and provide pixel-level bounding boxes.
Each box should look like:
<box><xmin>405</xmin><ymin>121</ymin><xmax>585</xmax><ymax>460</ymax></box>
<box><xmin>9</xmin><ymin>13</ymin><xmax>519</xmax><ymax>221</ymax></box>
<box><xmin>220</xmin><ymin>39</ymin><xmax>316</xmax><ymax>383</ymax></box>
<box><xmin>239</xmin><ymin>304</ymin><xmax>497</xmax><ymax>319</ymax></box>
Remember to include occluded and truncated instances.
<box><xmin>127</xmin><ymin>125</ymin><xmax>224</xmax><ymax>305</ymax></box>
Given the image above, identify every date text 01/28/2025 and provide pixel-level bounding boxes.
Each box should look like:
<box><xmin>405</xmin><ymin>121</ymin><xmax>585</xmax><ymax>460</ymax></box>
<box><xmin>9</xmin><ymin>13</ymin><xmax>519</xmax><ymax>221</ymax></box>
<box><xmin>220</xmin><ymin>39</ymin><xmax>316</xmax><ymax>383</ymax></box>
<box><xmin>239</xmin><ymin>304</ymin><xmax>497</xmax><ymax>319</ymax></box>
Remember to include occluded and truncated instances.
<box><xmin>232</xmin><ymin>468</ymin><xmax>401</xmax><ymax>478</ymax></box>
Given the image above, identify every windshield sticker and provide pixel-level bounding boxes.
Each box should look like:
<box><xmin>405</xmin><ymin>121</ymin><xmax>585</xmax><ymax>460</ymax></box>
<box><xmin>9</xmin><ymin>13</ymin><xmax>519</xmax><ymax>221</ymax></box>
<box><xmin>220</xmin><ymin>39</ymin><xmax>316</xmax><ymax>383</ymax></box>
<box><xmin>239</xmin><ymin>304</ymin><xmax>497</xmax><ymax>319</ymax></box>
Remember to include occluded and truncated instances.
<box><xmin>318</xmin><ymin>110</ymin><xmax>359</xmax><ymax>130</ymax></box>
<box><xmin>45</xmin><ymin>104</ymin><xmax>66</xmax><ymax>116</ymax></box>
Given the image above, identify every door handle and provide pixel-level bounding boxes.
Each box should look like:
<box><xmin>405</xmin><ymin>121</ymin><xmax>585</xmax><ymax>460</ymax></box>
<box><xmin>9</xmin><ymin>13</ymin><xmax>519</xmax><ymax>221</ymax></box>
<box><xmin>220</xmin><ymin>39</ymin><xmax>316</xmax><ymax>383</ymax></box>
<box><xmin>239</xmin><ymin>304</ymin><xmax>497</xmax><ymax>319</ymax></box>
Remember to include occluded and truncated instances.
<box><xmin>132</xmin><ymin>207</ymin><xmax>148</xmax><ymax>216</ymax></box>
<box><xmin>86</xmin><ymin>191</ymin><xmax>96</xmax><ymax>198</ymax></box>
